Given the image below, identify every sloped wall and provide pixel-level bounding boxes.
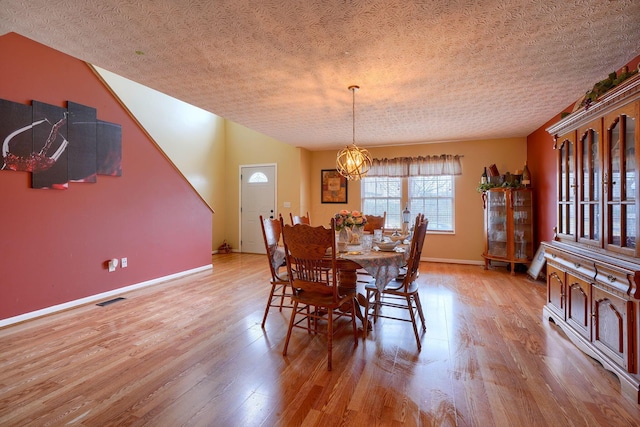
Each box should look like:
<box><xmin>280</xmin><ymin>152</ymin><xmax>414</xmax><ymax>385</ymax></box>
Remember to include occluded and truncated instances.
<box><xmin>94</xmin><ymin>66</ymin><xmax>227</xmax><ymax>250</ymax></box>
<box><xmin>0</xmin><ymin>33</ymin><xmax>213</xmax><ymax>321</ymax></box>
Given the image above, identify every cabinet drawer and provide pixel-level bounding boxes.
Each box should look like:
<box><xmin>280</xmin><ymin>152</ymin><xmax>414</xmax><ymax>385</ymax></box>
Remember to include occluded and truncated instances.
<box><xmin>546</xmin><ymin>250</ymin><xmax>596</xmax><ymax>282</ymax></box>
<box><xmin>594</xmin><ymin>262</ymin><xmax>633</xmax><ymax>296</ymax></box>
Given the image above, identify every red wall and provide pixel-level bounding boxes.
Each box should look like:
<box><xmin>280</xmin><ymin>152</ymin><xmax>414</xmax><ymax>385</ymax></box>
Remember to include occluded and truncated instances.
<box><xmin>528</xmin><ymin>54</ymin><xmax>640</xmax><ymax>246</ymax></box>
<box><xmin>527</xmin><ymin>111</ymin><xmax>566</xmax><ymax>245</ymax></box>
<box><xmin>0</xmin><ymin>33</ymin><xmax>213</xmax><ymax>320</ymax></box>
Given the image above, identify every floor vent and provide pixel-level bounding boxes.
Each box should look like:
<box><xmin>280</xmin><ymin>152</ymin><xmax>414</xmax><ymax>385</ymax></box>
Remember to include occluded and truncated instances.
<box><xmin>96</xmin><ymin>297</ymin><xmax>126</xmax><ymax>307</ymax></box>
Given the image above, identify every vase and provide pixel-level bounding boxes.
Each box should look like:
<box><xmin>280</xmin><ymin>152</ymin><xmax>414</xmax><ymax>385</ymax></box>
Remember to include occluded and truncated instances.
<box><xmin>338</xmin><ymin>227</ymin><xmax>351</xmax><ymax>243</ymax></box>
<box><xmin>352</xmin><ymin>226</ymin><xmax>363</xmax><ymax>243</ymax></box>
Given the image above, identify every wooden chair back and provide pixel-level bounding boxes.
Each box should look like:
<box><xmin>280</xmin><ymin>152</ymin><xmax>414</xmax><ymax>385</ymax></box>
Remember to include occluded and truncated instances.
<box><xmin>362</xmin><ymin>213</ymin><xmax>428</xmax><ymax>350</ymax></box>
<box><xmin>281</xmin><ymin>217</ymin><xmax>358</xmax><ymax>370</ymax></box>
<box><xmin>260</xmin><ymin>215</ymin><xmax>287</xmax><ymax>281</ymax></box>
<box><xmin>290</xmin><ymin>212</ymin><xmax>311</xmax><ymax>225</ymax></box>
<box><xmin>364</xmin><ymin>212</ymin><xmax>386</xmax><ymax>233</ymax></box>
<box><xmin>281</xmin><ymin>219</ymin><xmax>337</xmax><ymax>298</ymax></box>
<box><xmin>401</xmin><ymin>214</ymin><xmax>428</xmax><ymax>289</ymax></box>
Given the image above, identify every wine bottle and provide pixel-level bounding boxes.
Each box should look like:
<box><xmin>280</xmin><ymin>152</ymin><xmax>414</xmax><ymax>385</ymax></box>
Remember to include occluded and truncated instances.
<box><xmin>481</xmin><ymin>167</ymin><xmax>488</xmax><ymax>184</ymax></box>
<box><xmin>522</xmin><ymin>162</ymin><xmax>531</xmax><ymax>187</ymax></box>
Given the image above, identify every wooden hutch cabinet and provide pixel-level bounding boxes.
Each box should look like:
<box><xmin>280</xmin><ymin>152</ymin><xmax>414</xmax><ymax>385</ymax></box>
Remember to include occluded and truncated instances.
<box><xmin>543</xmin><ymin>72</ymin><xmax>640</xmax><ymax>403</ymax></box>
<box><xmin>482</xmin><ymin>188</ymin><xmax>534</xmax><ymax>274</ymax></box>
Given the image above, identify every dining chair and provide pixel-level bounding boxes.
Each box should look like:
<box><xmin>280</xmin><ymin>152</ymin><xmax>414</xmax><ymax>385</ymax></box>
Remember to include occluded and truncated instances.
<box><xmin>363</xmin><ymin>212</ymin><xmax>386</xmax><ymax>233</ymax></box>
<box><xmin>281</xmin><ymin>218</ymin><xmax>359</xmax><ymax>370</ymax></box>
<box><xmin>290</xmin><ymin>212</ymin><xmax>311</xmax><ymax>225</ymax></box>
<box><xmin>363</xmin><ymin>213</ymin><xmax>428</xmax><ymax>351</ymax></box>
<box><xmin>259</xmin><ymin>215</ymin><xmax>294</xmax><ymax>328</ymax></box>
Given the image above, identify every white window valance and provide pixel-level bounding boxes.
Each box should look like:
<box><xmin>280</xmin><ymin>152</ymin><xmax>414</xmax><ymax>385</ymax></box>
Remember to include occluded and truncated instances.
<box><xmin>367</xmin><ymin>155</ymin><xmax>463</xmax><ymax>177</ymax></box>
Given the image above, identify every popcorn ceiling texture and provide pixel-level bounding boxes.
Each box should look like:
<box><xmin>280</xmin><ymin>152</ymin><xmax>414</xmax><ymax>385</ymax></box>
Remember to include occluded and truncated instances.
<box><xmin>1</xmin><ymin>0</ymin><xmax>639</xmax><ymax>150</ymax></box>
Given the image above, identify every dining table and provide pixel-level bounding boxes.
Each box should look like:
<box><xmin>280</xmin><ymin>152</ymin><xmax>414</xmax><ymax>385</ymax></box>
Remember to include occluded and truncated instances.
<box><xmin>334</xmin><ymin>243</ymin><xmax>411</xmax><ymax>326</ymax></box>
<box><xmin>337</xmin><ymin>244</ymin><xmax>410</xmax><ymax>292</ymax></box>
<box><xmin>275</xmin><ymin>240</ymin><xmax>410</xmax><ymax>326</ymax></box>
<box><xmin>270</xmin><ymin>243</ymin><xmax>409</xmax><ymax>291</ymax></box>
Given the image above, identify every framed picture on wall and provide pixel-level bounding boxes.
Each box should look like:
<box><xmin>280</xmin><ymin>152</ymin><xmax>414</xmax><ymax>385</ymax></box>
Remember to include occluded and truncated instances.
<box><xmin>321</xmin><ymin>169</ymin><xmax>348</xmax><ymax>203</ymax></box>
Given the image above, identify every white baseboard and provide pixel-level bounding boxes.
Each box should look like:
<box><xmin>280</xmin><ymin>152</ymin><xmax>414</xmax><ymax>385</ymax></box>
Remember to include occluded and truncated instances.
<box><xmin>0</xmin><ymin>264</ymin><xmax>213</xmax><ymax>328</ymax></box>
<box><xmin>422</xmin><ymin>257</ymin><xmax>484</xmax><ymax>266</ymax></box>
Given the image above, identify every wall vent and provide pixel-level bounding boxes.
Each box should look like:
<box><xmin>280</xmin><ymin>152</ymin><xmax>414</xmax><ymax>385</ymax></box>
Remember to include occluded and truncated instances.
<box><xmin>96</xmin><ymin>297</ymin><xmax>126</xmax><ymax>307</ymax></box>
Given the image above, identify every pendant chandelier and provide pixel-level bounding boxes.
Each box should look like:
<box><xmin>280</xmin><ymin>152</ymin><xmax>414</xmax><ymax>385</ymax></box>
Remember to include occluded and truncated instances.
<box><xmin>336</xmin><ymin>85</ymin><xmax>372</xmax><ymax>180</ymax></box>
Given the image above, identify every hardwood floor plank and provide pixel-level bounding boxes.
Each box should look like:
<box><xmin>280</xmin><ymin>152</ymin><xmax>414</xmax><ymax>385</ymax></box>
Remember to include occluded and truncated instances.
<box><xmin>1</xmin><ymin>254</ymin><xmax>640</xmax><ymax>426</ymax></box>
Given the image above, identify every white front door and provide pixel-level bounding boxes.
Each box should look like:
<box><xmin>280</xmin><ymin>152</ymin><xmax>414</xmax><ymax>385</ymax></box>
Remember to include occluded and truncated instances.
<box><xmin>240</xmin><ymin>164</ymin><xmax>276</xmax><ymax>254</ymax></box>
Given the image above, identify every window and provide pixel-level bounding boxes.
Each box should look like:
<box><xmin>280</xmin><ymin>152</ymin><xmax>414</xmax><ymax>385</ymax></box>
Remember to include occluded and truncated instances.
<box><xmin>409</xmin><ymin>175</ymin><xmax>454</xmax><ymax>232</ymax></box>
<box><xmin>361</xmin><ymin>155</ymin><xmax>461</xmax><ymax>232</ymax></box>
<box><xmin>361</xmin><ymin>175</ymin><xmax>455</xmax><ymax>232</ymax></box>
<box><xmin>362</xmin><ymin>177</ymin><xmax>402</xmax><ymax>228</ymax></box>
<box><xmin>247</xmin><ymin>172</ymin><xmax>268</xmax><ymax>183</ymax></box>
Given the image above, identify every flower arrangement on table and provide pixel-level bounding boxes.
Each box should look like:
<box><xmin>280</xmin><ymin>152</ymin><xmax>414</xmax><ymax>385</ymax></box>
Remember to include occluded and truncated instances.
<box><xmin>333</xmin><ymin>210</ymin><xmax>367</xmax><ymax>245</ymax></box>
<box><xmin>333</xmin><ymin>210</ymin><xmax>367</xmax><ymax>230</ymax></box>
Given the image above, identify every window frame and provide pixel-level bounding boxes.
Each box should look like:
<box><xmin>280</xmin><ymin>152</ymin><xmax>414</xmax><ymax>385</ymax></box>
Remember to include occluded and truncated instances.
<box><xmin>361</xmin><ymin>176</ymin><xmax>403</xmax><ymax>229</ymax></box>
<box><xmin>361</xmin><ymin>175</ymin><xmax>456</xmax><ymax>233</ymax></box>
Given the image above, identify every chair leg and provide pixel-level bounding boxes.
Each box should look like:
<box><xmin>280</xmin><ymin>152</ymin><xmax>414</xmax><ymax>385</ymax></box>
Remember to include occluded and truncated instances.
<box><xmin>261</xmin><ymin>282</ymin><xmax>278</xmax><ymax>328</ymax></box>
<box><xmin>370</xmin><ymin>289</ymin><xmax>381</xmax><ymax>323</ymax></box>
<box><xmin>327</xmin><ymin>308</ymin><xmax>333</xmax><ymax>371</ymax></box>
<box><xmin>282</xmin><ymin>301</ymin><xmax>299</xmax><ymax>356</ymax></box>
<box><xmin>362</xmin><ymin>294</ymin><xmax>369</xmax><ymax>340</ymax></box>
<box><xmin>414</xmin><ymin>292</ymin><xmax>426</xmax><ymax>330</ymax></box>
<box><xmin>351</xmin><ymin>300</ymin><xmax>359</xmax><ymax>345</ymax></box>
<box><xmin>406</xmin><ymin>295</ymin><xmax>421</xmax><ymax>351</ymax></box>
<box><xmin>375</xmin><ymin>292</ymin><xmax>382</xmax><ymax>321</ymax></box>
<box><xmin>278</xmin><ymin>283</ymin><xmax>287</xmax><ymax>312</ymax></box>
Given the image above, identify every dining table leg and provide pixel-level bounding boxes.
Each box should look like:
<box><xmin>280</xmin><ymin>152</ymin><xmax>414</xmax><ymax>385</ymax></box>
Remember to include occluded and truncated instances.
<box><xmin>336</xmin><ymin>262</ymin><xmax>368</xmax><ymax>329</ymax></box>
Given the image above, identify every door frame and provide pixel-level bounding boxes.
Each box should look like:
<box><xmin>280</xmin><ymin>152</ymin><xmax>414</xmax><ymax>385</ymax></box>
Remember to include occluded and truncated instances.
<box><xmin>239</xmin><ymin>163</ymin><xmax>277</xmax><ymax>252</ymax></box>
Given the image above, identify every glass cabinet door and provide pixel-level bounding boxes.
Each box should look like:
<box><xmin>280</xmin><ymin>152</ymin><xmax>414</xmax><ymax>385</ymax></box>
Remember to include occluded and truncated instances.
<box><xmin>513</xmin><ymin>189</ymin><xmax>533</xmax><ymax>260</ymax></box>
<box><xmin>486</xmin><ymin>190</ymin><xmax>507</xmax><ymax>258</ymax></box>
<box><xmin>578</xmin><ymin>122</ymin><xmax>602</xmax><ymax>246</ymax></box>
<box><xmin>605</xmin><ymin>106</ymin><xmax>637</xmax><ymax>256</ymax></box>
<box><xmin>557</xmin><ymin>132</ymin><xmax>576</xmax><ymax>241</ymax></box>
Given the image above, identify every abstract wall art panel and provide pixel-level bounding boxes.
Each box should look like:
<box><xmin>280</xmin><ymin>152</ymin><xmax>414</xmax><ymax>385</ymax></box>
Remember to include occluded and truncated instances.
<box><xmin>0</xmin><ymin>97</ymin><xmax>122</xmax><ymax>189</ymax></box>
<box><xmin>0</xmin><ymin>99</ymin><xmax>34</xmax><ymax>172</ymax></box>
<box><xmin>31</xmin><ymin>101</ymin><xmax>69</xmax><ymax>190</ymax></box>
<box><xmin>96</xmin><ymin>120</ymin><xmax>122</xmax><ymax>177</ymax></box>
<box><xmin>67</xmin><ymin>101</ymin><xmax>97</xmax><ymax>183</ymax></box>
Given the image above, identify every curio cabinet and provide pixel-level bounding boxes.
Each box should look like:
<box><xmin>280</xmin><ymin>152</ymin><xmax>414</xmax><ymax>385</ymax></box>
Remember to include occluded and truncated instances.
<box><xmin>544</xmin><ymin>71</ymin><xmax>640</xmax><ymax>403</ymax></box>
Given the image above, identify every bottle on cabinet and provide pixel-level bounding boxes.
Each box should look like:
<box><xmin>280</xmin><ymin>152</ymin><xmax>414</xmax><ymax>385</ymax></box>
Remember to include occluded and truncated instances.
<box><xmin>481</xmin><ymin>167</ymin><xmax>488</xmax><ymax>184</ymax></box>
<box><xmin>521</xmin><ymin>162</ymin><xmax>531</xmax><ymax>187</ymax></box>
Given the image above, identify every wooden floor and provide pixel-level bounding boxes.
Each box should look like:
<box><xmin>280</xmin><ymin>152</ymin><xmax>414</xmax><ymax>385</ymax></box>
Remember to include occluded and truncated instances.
<box><xmin>1</xmin><ymin>254</ymin><xmax>639</xmax><ymax>426</ymax></box>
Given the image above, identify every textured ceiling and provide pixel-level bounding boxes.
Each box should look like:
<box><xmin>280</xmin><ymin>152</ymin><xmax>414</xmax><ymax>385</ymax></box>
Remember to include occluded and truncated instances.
<box><xmin>1</xmin><ymin>0</ymin><xmax>640</xmax><ymax>150</ymax></box>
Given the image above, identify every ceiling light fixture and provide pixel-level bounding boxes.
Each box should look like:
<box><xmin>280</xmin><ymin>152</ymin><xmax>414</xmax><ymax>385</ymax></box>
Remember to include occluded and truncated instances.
<box><xmin>336</xmin><ymin>85</ymin><xmax>372</xmax><ymax>181</ymax></box>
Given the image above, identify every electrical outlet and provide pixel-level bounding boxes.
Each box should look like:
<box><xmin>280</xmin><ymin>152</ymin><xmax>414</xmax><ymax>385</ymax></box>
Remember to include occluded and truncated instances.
<box><xmin>121</xmin><ymin>257</ymin><xmax>128</xmax><ymax>268</ymax></box>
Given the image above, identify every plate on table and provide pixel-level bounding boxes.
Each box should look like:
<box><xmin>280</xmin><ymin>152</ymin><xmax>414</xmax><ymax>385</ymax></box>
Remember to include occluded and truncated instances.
<box><xmin>376</xmin><ymin>241</ymin><xmax>399</xmax><ymax>251</ymax></box>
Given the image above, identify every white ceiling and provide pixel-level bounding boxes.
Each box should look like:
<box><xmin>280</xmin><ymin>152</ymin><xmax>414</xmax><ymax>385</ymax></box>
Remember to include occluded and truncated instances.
<box><xmin>2</xmin><ymin>0</ymin><xmax>640</xmax><ymax>151</ymax></box>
